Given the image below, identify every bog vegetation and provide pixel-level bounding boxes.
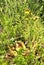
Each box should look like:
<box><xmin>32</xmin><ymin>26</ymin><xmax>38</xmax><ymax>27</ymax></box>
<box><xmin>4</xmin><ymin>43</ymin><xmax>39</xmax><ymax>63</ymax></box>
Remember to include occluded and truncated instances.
<box><xmin>0</xmin><ymin>0</ymin><xmax>44</xmax><ymax>65</ymax></box>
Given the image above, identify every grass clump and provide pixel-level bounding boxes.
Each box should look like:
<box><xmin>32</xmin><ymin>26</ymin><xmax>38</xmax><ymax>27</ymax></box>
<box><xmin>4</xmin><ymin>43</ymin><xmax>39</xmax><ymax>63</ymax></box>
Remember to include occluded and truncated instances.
<box><xmin>0</xmin><ymin>0</ymin><xmax>44</xmax><ymax>65</ymax></box>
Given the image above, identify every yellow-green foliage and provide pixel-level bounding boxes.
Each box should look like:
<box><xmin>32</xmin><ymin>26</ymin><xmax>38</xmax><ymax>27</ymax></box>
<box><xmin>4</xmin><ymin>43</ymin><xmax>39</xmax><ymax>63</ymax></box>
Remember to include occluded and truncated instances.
<box><xmin>0</xmin><ymin>0</ymin><xmax>44</xmax><ymax>65</ymax></box>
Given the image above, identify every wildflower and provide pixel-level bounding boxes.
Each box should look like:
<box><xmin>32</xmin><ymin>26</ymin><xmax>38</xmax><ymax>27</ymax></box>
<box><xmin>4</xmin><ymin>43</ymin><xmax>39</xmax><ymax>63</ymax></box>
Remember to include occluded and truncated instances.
<box><xmin>25</xmin><ymin>11</ymin><xmax>29</xmax><ymax>14</ymax></box>
<box><xmin>25</xmin><ymin>9</ymin><xmax>30</xmax><ymax>14</ymax></box>
<box><xmin>33</xmin><ymin>16</ymin><xmax>39</xmax><ymax>20</ymax></box>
